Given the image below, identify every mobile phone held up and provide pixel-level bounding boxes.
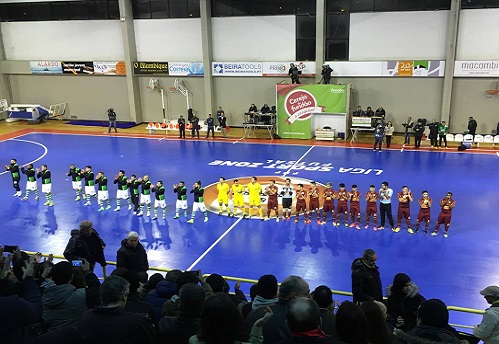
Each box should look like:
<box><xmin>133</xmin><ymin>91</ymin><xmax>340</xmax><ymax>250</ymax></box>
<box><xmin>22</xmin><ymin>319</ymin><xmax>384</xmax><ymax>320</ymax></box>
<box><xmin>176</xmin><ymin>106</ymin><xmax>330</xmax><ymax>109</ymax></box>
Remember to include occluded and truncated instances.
<box><xmin>72</xmin><ymin>259</ymin><xmax>83</xmax><ymax>267</ymax></box>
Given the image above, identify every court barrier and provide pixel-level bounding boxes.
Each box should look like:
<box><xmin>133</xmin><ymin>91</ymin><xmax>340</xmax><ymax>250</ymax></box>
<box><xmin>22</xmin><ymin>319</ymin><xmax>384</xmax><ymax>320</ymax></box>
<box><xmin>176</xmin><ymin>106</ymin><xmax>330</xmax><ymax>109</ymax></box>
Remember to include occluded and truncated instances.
<box><xmin>25</xmin><ymin>251</ymin><xmax>483</xmax><ymax>331</ymax></box>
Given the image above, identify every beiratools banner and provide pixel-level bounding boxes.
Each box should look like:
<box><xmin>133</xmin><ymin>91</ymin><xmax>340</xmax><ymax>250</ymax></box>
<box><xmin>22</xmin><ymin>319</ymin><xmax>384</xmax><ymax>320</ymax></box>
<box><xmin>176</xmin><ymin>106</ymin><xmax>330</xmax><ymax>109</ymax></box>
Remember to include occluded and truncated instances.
<box><xmin>382</xmin><ymin>60</ymin><xmax>445</xmax><ymax>77</ymax></box>
<box><xmin>277</xmin><ymin>84</ymin><xmax>348</xmax><ymax>139</ymax></box>
<box><xmin>133</xmin><ymin>61</ymin><xmax>169</xmax><ymax>74</ymax></box>
<box><xmin>212</xmin><ymin>62</ymin><xmax>262</xmax><ymax>76</ymax></box>
<box><xmin>30</xmin><ymin>61</ymin><xmax>62</xmax><ymax>74</ymax></box>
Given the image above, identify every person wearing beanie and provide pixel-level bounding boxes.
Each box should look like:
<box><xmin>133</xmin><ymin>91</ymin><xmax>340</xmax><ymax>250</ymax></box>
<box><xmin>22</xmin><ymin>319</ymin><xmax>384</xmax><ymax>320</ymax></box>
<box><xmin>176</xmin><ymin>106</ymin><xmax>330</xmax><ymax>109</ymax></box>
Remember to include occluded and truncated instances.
<box><xmin>393</xmin><ymin>299</ymin><xmax>460</xmax><ymax>344</ymax></box>
<box><xmin>474</xmin><ymin>285</ymin><xmax>499</xmax><ymax>343</ymax></box>
<box><xmin>386</xmin><ymin>273</ymin><xmax>425</xmax><ymax>332</ymax></box>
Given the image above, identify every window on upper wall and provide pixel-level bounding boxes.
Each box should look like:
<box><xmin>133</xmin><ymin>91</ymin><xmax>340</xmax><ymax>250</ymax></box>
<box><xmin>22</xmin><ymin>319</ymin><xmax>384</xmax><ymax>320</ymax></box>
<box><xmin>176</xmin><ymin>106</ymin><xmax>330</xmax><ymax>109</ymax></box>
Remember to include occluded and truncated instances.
<box><xmin>108</xmin><ymin>0</ymin><xmax>120</xmax><ymax>19</ymax></box>
<box><xmin>132</xmin><ymin>0</ymin><xmax>151</xmax><ymax>19</ymax></box>
<box><xmin>326</xmin><ymin>0</ymin><xmax>350</xmax><ymax>13</ymax></box>
<box><xmin>326</xmin><ymin>40</ymin><xmax>348</xmax><ymax>60</ymax></box>
<box><xmin>231</xmin><ymin>0</ymin><xmax>251</xmax><ymax>16</ymax></box>
<box><xmin>296</xmin><ymin>14</ymin><xmax>316</xmax><ymax>60</ymax></box>
<box><xmin>51</xmin><ymin>2</ymin><xmax>71</xmax><ymax>20</ymax></box>
<box><xmin>70</xmin><ymin>1</ymin><xmax>90</xmax><ymax>20</ymax></box>
<box><xmin>212</xmin><ymin>0</ymin><xmax>232</xmax><ymax>16</ymax></box>
<box><xmin>88</xmin><ymin>1</ymin><xmax>110</xmax><ymax>19</ymax></box>
<box><xmin>296</xmin><ymin>0</ymin><xmax>317</xmax><ymax>14</ymax></box>
<box><xmin>375</xmin><ymin>0</ymin><xmax>398</xmax><ymax>11</ymax></box>
<box><xmin>350</xmin><ymin>0</ymin><xmax>374</xmax><ymax>12</ymax></box>
<box><xmin>424</xmin><ymin>0</ymin><xmax>451</xmax><ymax>10</ymax></box>
<box><xmin>32</xmin><ymin>3</ymin><xmax>52</xmax><ymax>21</ymax></box>
<box><xmin>169</xmin><ymin>0</ymin><xmax>188</xmax><ymax>18</ymax></box>
<box><xmin>149</xmin><ymin>0</ymin><xmax>168</xmax><ymax>18</ymax></box>
<box><xmin>398</xmin><ymin>0</ymin><xmax>424</xmax><ymax>10</ymax></box>
<box><xmin>251</xmin><ymin>0</ymin><xmax>275</xmax><ymax>16</ymax></box>
<box><xmin>275</xmin><ymin>0</ymin><xmax>296</xmax><ymax>14</ymax></box>
<box><xmin>296</xmin><ymin>39</ymin><xmax>316</xmax><ymax>60</ymax></box>
<box><xmin>187</xmin><ymin>0</ymin><xmax>200</xmax><ymax>17</ymax></box>
<box><xmin>462</xmin><ymin>0</ymin><xmax>499</xmax><ymax>8</ymax></box>
<box><xmin>326</xmin><ymin>13</ymin><xmax>349</xmax><ymax>60</ymax></box>
<box><xmin>9</xmin><ymin>3</ymin><xmax>34</xmax><ymax>21</ymax></box>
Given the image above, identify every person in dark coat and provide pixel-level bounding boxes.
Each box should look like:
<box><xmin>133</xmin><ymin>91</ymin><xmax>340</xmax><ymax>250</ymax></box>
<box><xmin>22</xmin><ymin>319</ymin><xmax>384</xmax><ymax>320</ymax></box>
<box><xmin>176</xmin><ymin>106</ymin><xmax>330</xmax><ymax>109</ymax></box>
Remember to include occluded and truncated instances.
<box><xmin>375</xmin><ymin>106</ymin><xmax>386</xmax><ymax>118</ymax></box>
<box><xmin>413</xmin><ymin>120</ymin><xmax>425</xmax><ymax>148</ymax></box>
<box><xmin>158</xmin><ymin>282</ymin><xmax>206</xmax><ymax>344</ymax></box>
<box><xmin>289</xmin><ymin>63</ymin><xmax>301</xmax><ymax>84</ymax></box>
<box><xmin>393</xmin><ymin>299</ymin><xmax>460</xmax><ymax>344</ymax></box>
<box><xmin>312</xmin><ymin>285</ymin><xmax>337</xmax><ymax>337</ymax></box>
<box><xmin>63</xmin><ymin>220</ymin><xmax>106</xmax><ymax>272</ymax></box>
<box><xmin>351</xmin><ymin>248</ymin><xmax>383</xmax><ymax>304</ymax></box>
<box><xmin>468</xmin><ymin>116</ymin><xmax>478</xmax><ymax>138</ymax></box>
<box><xmin>428</xmin><ymin>119</ymin><xmax>440</xmax><ymax>148</ymax></box>
<box><xmin>321</xmin><ymin>64</ymin><xmax>333</xmax><ymax>84</ymax></box>
<box><xmin>116</xmin><ymin>231</ymin><xmax>149</xmax><ymax>283</ymax></box>
<box><xmin>275</xmin><ymin>297</ymin><xmax>345</xmax><ymax>344</ymax></box>
<box><xmin>386</xmin><ymin>273</ymin><xmax>426</xmax><ymax>332</ymax></box>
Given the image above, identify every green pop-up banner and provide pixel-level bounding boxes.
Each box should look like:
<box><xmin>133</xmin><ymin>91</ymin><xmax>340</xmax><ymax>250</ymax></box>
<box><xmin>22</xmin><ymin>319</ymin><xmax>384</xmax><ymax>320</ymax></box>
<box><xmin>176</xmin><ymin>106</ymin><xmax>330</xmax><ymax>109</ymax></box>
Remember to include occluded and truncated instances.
<box><xmin>276</xmin><ymin>84</ymin><xmax>348</xmax><ymax>139</ymax></box>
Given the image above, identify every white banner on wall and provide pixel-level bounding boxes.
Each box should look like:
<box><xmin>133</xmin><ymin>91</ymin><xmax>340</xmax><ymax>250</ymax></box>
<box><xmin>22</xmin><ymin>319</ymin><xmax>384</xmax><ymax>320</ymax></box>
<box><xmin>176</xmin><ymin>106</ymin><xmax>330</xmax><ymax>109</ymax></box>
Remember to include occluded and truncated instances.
<box><xmin>326</xmin><ymin>61</ymin><xmax>383</xmax><ymax>77</ymax></box>
<box><xmin>169</xmin><ymin>62</ymin><xmax>204</xmax><ymax>76</ymax></box>
<box><xmin>454</xmin><ymin>61</ymin><xmax>499</xmax><ymax>77</ymax></box>
<box><xmin>262</xmin><ymin>62</ymin><xmax>316</xmax><ymax>77</ymax></box>
<box><xmin>93</xmin><ymin>61</ymin><xmax>126</xmax><ymax>75</ymax></box>
<box><xmin>212</xmin><ymin>62</ymin><xmax>262</xmax><ymax>76</ymax></box>
<box><xmin>30</xmin><ymin>61</ymin><xmax>62</xmax><ymax>74</ymax></box>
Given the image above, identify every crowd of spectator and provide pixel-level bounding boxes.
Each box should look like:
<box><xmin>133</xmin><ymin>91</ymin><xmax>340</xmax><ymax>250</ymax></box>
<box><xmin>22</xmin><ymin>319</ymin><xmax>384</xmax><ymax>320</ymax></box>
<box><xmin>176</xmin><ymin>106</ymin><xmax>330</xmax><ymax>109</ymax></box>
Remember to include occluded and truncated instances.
<box><xmin>1</xmin><ymin>234</ymin><xmax>497</xmax><ymax>344</ymax></box>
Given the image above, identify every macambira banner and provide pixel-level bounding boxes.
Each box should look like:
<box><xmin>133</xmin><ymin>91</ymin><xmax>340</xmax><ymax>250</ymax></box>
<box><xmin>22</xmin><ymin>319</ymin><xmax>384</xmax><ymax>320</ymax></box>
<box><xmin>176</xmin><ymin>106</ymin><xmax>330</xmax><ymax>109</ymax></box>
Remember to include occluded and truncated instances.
<box><xmin>277</xmin><ymin>84</ymin><xmax>348</xmax><ymax>139</ymax></box>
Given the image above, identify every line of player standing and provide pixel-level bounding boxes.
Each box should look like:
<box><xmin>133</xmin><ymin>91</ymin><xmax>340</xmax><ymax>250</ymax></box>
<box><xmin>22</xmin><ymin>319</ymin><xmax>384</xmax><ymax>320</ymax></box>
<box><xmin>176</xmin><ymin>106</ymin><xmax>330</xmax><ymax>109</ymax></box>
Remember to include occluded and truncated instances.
<box><xmin>215</xmin><ymin>177</ymin><xmax>455</xmax><ymax>238</ymax></box>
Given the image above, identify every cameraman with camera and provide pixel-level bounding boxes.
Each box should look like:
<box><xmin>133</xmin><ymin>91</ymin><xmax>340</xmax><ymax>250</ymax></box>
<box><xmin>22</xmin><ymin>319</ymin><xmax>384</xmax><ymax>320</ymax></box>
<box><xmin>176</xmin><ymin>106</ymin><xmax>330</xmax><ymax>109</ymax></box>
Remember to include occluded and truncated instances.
<box><xmin>107</xmin><ymin>108</ymin><xmax>117</xmax><ymax>133</ymax></box>
<box><xmin>321</xmin><ymin>64</ymin><xmax>333</xmax><ymax>84</ymax></box>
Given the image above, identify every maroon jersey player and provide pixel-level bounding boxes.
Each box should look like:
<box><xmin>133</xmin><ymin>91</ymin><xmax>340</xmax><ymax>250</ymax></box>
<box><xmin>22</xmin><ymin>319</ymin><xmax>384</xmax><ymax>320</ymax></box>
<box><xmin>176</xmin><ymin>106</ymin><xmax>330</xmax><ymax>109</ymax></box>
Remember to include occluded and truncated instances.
<box><xmin>265</xmin><ymin>179</ymin><xmax>279</xmax><ymax>222</ymax></box>
<box><xmin>432</xmin><ymin>192</ymin><xmax>455</xmax><ymax>238</ymax></box>
<box><xmin>395</xmin><ymin>185</ymin><xmax>413</xmax><ymax>233</ymax></box>
<box><xmin>416</xmin><ymin>190</ymin><xmax>432</xmax><ymax>234</ymax></box>
<box><xmin>294</xmin><ymin>184</ymin><xmax>308</xmax><ymax>223</ymax></box>
<box><xmin>335</xmin><ymin>183</ymin><xmax>349</xmax><ymax>227</ymax></box>
<box><xmin>322</xmin><ymin>182</ymin><xmax>336</xmax><ymax>225</ymax></box>
<box><xmin>349</xmin><ymin>184</ymin><xmax>361</xmax><ymax>230</ymax></box>
<box><xmin>365</xmin><ymin>185</ymin><xmax>379</xmax><ymax>230</ymax></box>
<box><xmin>308</xmin><ymin>181</ymin><xmax>321</xmax><ymax>224</ymax></box>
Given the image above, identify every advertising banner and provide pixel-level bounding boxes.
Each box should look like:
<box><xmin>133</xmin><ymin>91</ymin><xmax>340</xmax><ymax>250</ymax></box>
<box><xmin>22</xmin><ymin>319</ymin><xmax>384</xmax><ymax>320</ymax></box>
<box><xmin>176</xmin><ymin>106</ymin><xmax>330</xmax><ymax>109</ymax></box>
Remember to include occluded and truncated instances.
<box><xmin>212</xmin><ymin>62</ymin><xmax>262</xmax><ymax>76</ymax></box>
<box><xmin>454</xmin><ymin>61</ymin><xmax>499</xmax><ymax>77</ymax></box>
<box><xmin>133</xmin><ymin>61</ymin><xmax>169</xmax><ymax>74</ymax></box>
<box><xmin>263</xmin><ymin>61</ymin><xmax>316</xmax><ymax>77</ymax></box>
<box><xmin>93</xmin><ymin>61</ymin><xmax>126</xmax><ymax>75</ymax></box>
<box><xmin>382</xmin><ymin>60</ymin><xmax>445</xmax><ymax>77</ymax></box>
<box><xmin>326</xmin><ymin>61</ymin><xmax>383</xmax><ymax>77</ymax></box>
<box><xmin>168</xmin><ymin>62</ymin><xmax>204</xmax><ymax>76</ymax></box>
<box><xmin>30</xmin><ymin>61</ymin><xmax>62</xmax><ymax>74</ymax></box>
<box><xmin>277</xmin><ymin>84</ymin><xmax>348</xmax><ymax>139</ymax></box>
<box><xmin>61</xmin><ymin>61</ymin><xmax>94</xmax><ymax>75</ymax></box>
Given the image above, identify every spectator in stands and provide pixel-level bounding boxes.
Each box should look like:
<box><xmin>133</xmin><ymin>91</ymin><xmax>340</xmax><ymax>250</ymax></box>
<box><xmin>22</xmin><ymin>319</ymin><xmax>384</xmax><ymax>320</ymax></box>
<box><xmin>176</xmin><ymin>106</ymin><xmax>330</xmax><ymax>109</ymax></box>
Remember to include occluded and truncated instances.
<box><xmin>219</xmin><ymin>111</ymin><xmax>228</xmax><ymax>139</ymax></box>
<box><xmin>206</xmin><ymin>273</ymin><xmax>246</xmax><ymax>306</ymax></box>
<box><xmin>336</xmin><ymin>301</ymin><xmax>370</xmax><ymax>344</ymax></box>
<box><xmin>0</xmin><ymin>255</ymin><xmax>82</xmax><ymax>344</ymax></box>
<box><xmin>43</xmin><ymin>259</ymin><xmax>100</xmax><ymax>330</ymax></box>
<box><xmin>473</xmin><ymin>285</ymin><xmax>499</xmax><ymax>343</ymax></box>
<box><xmin>312</xmin><ymin>285</ymin><xmax>337</xmax><ymax>337</ymax></box>
<box><xmin>261</xmin><ymin>104</ymin><xmax>271</xmax><ymax>114</ymax></box>
<box><xmin>365</xmin><ymin>106</ymin><xmax>375</xmax><ymax>117</ymax></box>
<box><xmin>393</xmin><ymin>299</ymin><xmax>460</xmax><ymax>344</ymax></box>
<box><xmin>205</xmin><ymin>114</ymin><xmax>215</xmax><ymax>139</ymax></box>
<box><xmin>250</xmin><ymin>274</ymin><xmax>278</xmax><ymax>312</ymax></box>
<box><xmin>360</xmin><ymin>301</ymin><xmax>394</xmax><ymax>344</ymax></box>
<box><xmin>147</xmin><ymin>272</ymin><xmax>180</xmax><ymax>320</ymax></box>
<box><xmin>159</xmin><ymin>282</ymin><xmax>206</xmax><ymax>344</ymax></box>
<box><xmin>353</xmin><ymin>106</ymin><xmax>364</xmax><ymax>117</ymax></box>
<box><xmin>216</xmin><ymin>106</ymin><xmax>225</xmax><ymax>124</ymax></box>
<box><xmin>178</xmin><ymin>115</ymin><xmax>186</xmax><ymax>139</ymax></box>
<box><xmin>192</xmin><ymin>293</ymin><xmax>272</xmax><ymax>344</ymax></box>
<box><xmin>140</xmin><ymin>272</ymin><xmax>164</xmax><ymax>300</ymax></box>
<box><xmin>375</xmin><ymin>106</ymin><xmax>386</xmax><ymax>118</ymax></box>
<box><xmin>413</xmin><ymin>120</ymin><xmax>425</xmax><ymax>148</ymax></box>
<box><xmin>468</xmin><ymin>116</ymin><xmax>478</xmax><ymax>138</ymax></box>
<box><xmin>246</xmin><ymin>275</ymin><xmax>310</xmax><ymax>344</ymax></box>
<box><xmin>63</xmin><ymin>220</ymin><xmax>106</xmax><ymax>272</ymax></box>
<box><xmin>351</xmin><ymin>248</ymin><xmax>383</xmax><ymax>304</ymax></box>
<box><xmin>116</xmin><ymin>231</ymin><xmax>149</xmax><ymax>283</ymax></box>
<box><xmin>386</xmin><ymin>273</ymin><xmax>425</xmax><ymax>332</ymax></box>
<box><xmin>438</xmin><ymin>120</ymin><xmax>449</xmax><ymax>149</ymax></box>
<box><xmin>428</xmin><ymin>119</ymin><xmax>440</xmax><ymax>148</ymax></box>
<box><xmin>79</xmin><ymin>275</ymin><xmax>157</xmax><ymax>343</ymax></box>
<box><xmin>162</xmin><ymin>270</ymin><xmax>213</xmax><ymax>317</ymax></box>
<box><xmin>107</xmin><ymin>107</ymin><xmax>118</xmax><ymax>133</ymax></box>
<box><xmin>321</xmin><ymin>64</ymin><xmax>333</xmax><ymax>84</ymax></box>
<box><xmin>277</xmin><ymin>297</ymin><xmax>344</xmax><ymax>344</ymax></box>
<box><xmin>190</xmin><ymin>113</ymin><xmax>200</xmax><ymax>139</ymax></box>
<box><xmin>289</xmin><ymin>63</ymin><xmax>301</xmax><ymax>84</ymax></box>
<box><xmin>241</xmin><ymin>283</ymin><xmax>259</xmax><ymax>319</ymax></box>
<box><xmin>373</xmin><ymin>123</ymin><xmax>384</xmax><ymax>152</ymax></box>
<box><xmin>384</xmin><ymin>121</ymin><xmax>394</xmax><ymax>148</ymax></box>
<box><xmin>402</xmin><ymin>117</ymin><xmax>414</xmax><ymax>145</ymax></box>
<box><xmin>248</xmin><ymin>104</ymin><xmax>258</xmax><ymax>112</ymax></box>
<box><xmin>117</xmin><ymin>269</ymin><xmax>156</xmax><ymax>325</ymax></box>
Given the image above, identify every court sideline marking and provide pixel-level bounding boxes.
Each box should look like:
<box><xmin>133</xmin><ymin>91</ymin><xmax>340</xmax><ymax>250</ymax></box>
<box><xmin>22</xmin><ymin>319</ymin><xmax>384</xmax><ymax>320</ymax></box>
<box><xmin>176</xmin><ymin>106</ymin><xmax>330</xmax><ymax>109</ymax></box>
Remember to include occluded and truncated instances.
<box><xmin>186</xmin><ymin>217</ymin><xmax>243</xmax><ymax>271</ymax></box>
<box><xmin>0</xmin><ymin>138</ymin><xmax>48</xmax><ymax>176</ymax></box>
<box><xmin>281</xmin><ymin>145</ymin><xmax>315</xmax><ymax>177</ymax></box>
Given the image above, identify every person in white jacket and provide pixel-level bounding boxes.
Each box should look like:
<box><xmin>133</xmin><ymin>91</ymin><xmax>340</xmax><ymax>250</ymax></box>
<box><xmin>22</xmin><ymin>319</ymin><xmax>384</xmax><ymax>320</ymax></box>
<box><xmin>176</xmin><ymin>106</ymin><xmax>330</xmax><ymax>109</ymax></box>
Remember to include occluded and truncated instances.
<box><xmin>474</xmin><ymin>285</ymin><xmax>499</xmax><ymax>344</ymax></box>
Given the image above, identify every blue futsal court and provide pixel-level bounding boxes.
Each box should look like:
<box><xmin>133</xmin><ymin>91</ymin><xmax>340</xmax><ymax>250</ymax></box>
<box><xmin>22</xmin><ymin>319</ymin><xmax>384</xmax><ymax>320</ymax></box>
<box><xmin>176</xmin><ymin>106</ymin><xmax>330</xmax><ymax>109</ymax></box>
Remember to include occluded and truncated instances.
<box><xmin>0</xmin><ymin>132</ymin><xmax>497</xmax><ymax>327</ymax></box>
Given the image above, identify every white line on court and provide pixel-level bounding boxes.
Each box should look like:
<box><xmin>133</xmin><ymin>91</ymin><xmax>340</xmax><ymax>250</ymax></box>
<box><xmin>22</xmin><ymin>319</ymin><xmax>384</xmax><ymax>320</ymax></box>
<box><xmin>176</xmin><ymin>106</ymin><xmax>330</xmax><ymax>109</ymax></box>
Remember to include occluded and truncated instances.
<box><xmin>0</xmin><ymin>139</ymin><xmax>48</xmax><ymax>176</ymax></box>
<box><xmin>185</xmin><ymin>217</ymin><xmax>243</xmax><ymax>271</ymax></box>
<box><xmin>281</xmin><ymin>145</ymin><xmax>315</xmax><ymax>177</ymax></box>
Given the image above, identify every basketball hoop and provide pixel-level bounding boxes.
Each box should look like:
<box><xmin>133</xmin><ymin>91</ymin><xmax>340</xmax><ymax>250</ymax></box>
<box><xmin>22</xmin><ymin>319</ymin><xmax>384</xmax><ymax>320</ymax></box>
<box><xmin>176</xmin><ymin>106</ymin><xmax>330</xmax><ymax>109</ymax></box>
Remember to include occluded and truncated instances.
<box><xmin>168</xmin><ymin>86</ymin><xmax>176</xmax><ymax>93</ymax></box>
<box><xmin>485</xmin><ymin>89</ymin><xmax>498</xmax><ymax>96</ymax></box>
